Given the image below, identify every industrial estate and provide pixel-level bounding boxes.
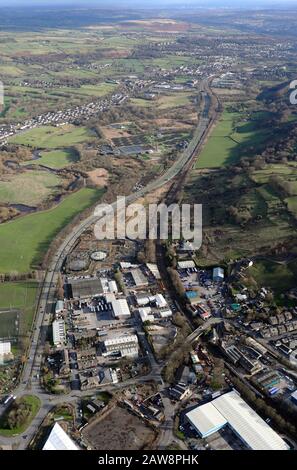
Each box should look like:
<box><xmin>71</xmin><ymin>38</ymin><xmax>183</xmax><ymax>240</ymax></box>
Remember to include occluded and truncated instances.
<box><xmin>0</xmin><ymin>1</ymin><xmax>297</xmax><ymax>454</ymax></box>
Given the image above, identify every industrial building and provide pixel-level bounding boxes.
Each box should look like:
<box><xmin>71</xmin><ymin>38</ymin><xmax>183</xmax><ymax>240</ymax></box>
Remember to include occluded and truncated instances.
<box><xmin>52</xmin><ymin>319</ymin><xmax>66</xmax><ymax>346</ymax></box>
<box><xmin>43</xmin><ymin>423</ymin><xmax>78</xmax><ymax>450</ymax></box>
<box><xmin>103</xmin><ymin>334</ymin><xmax>139</xmax><ymax>358</ymax></box>
<box><xmin>138</xmin><ymin>307</ymin><xmax>155</xmax><ymax>323</ymax></box>
<box><xmin>110</xmin><ymin>297</ymin><xmax>131</xmax><ymax>319</ymax></box>
<box><xmin>104</xmin><ymin>293</ymin><xmax>131</xmax><ymax>319</ymax></box>
<box><xmin>146</xmin><ymin>263</ymin><xmax>161</xmax><ymax>279</ymax></box>
<box><xmin>213</xmin><ymin>267</ymin><xmax>224</xmax><ymax>282</ymax></box>
<box><xmin>0</xmin><ymin>341</ymin><xmax>11</xmax><ymax>355</ymax></box>
<box><xmin>130</xmin><ymin>268</ymin><xmax>149</xmax><ymax>287</ymax></box>
<box><xmin>186</xmin><ymin>402</ymin><xmax>228</xmax><ymax>437</ymax></box>
<box><xmin>154</xmin><ymin>293</ymin><xmax>167</xmax><ymax>308</ymax></box>
<box><xmin>177</xmin><ymin>260</ymin><xmax>196</xmax><ymax>270</ymax></box>
<box><xmin>185</xmin><ymin>391</ymin><xmax>288</xmax><ymax>450</ymax></box>
<box><xmin>55</xmin><ymin>300</ymin><xmax>65</xmax><ymax>315</ymax></box>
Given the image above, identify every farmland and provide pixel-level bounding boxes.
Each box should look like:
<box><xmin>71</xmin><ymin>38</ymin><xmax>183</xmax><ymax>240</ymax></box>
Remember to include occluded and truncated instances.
<box><xmin>196</xmin><ymin>109</ymin><xmax>271</xmax><ymax>169</ymax></box>
<box><xmin>0</xmin><ymin>187</ymin><xmax>103</xmax><ymax>274</ymax></box>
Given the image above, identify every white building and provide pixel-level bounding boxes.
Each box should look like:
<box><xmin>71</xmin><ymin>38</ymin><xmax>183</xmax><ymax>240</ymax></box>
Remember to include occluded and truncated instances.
<box><xmin>213</xmin><ymin>267</ymin><xmax>224</xmax><ymax>282</ymax></box>
<box><xmin>43</xmin><ymin>423</ymin><xmax>78</xmax><ymax>450</ymax></box>
<box><xmin>108</xmin><ymin>280</ymin><xmax>118</xmax><ymax>294</ymax></box>
<box><xmin>154</xmin><ymin>293</ymin><xmax>167</xmax><ymax>309</ymax></box>
<box><xmin>159</xmin><ymin>309</ymin><xmax>172</xmax><ymax>318</ymax></box>
<box><xmin>52</xmin><ymin>319</ymin><xmax>66</xmax><ymax>346</ymax></box>
<box><xmin>186</xmin><ymin>390</ymin><xmax>288</xmax><ymax>450</ymax></box>
<box><xmin>177</xmin><ymin>260</ymin><xmax>196</xmax><ymax>269</ymax></box>
<box><xmin>138</xmin><ymin>307</ymin><xmax>155</xmax><ymax>323</ymax></box>
<box><xmin>0</xmin><ymin>342</ymin><xmax>11</xmax><ymax>355</ymax></box>
<box><xmin>146</xmin><ymin>263</ymin><xmax>161</xmax><ymax>280</ymax></box>
<box><xmin>103</xmin><ymin>334</ymin><xmax>139</xmax><ymax>358</ymax></box>
<box><xmin>55</xmin><ymin>300</ymin><xmax>64</xmax><ymax>315</ymax></box>
<box><xmin>111</xmin><ymin>298</ymin><xmax>131</xmax><ymax>319</ymax></box>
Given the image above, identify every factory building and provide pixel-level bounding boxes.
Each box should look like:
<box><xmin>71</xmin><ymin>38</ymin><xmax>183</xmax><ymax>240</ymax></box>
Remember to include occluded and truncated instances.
<box><xmin>43</xmin><ymin>423</ymin><xmax>78</xmax><ymax>450</ymax></box>
<box><xmin>185</xmin><ymin>391</ymin><xmax>288</xmax><ymax>450</ymax></box>
<box><xmin>213</xmin><ymin>267</ymin><xmax>224</xmax><ymax>282</ymax></box>
<box><xmin>103</xmin><ymin>334</ymin><xmax>139</xmax><ymax>358</ymax></box>
<box><xmin>52</xmin><ymin>319</ymin><xmax>66</xmax><ymax>346</ymax></box>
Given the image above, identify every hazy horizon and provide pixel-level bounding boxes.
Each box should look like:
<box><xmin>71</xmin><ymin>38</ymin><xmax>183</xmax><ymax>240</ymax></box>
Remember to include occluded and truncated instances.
<box><xmin>1</xmin><ymin>0</ymin><xmax>297</xmax><ymax>9</ymax></box>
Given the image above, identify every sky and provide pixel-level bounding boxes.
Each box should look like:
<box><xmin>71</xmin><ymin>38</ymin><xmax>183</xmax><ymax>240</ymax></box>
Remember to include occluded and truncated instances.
<box><xmin>1</xmin><ymin>0</ymin><xmax>297</xmax><ymax>8</ymax></box>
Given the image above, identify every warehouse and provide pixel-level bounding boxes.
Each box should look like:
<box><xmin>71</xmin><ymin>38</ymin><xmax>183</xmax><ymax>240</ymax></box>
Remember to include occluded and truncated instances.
<box><xmin>52</xmin><ymin>319</ymin><xmax>66</xmax><ymax>346</ymax></box>
<box><xmin>213</xmin><ymin>267</ymin><xmax>224</xmax><ymax>282</ymax></box>
<box><xmin>177</xmin><ymin>260</ymin><xmax>196</xmax><ymax>270</ymax></box>
<box><xmin>154</xmin><ymin>293</ymin><xmax>167</xmax><ymax>309</ymax></box>
<box><xmin>185</xmin><ymin>391</ymin><xmax>288</xmax><ymax>450</ymax></box>
<box><xmin>103</xmin><ymin>334</ymin><xmax>139</xmax><ymax>357</ymax></box>
<box><xmin>186</xmin><ymin>402</ymin><xmax>227</xmax><ymax>437</ymax></box>
<box><xmin>0</xmin><ymin>341</ymin><xmax>11</xmax><ymax>355</ymax></box>
<box><xmin>43</xmin><ymin>423</ymin><xmax>78</xmax><ymax>450</ymax></box>
<box><xmin>111</xmin><ymin>297</ymin><xmax>131</xmax><ymax>319</ymax></box>
<box><xmin>130</xmin><ymin>268</ymin><xmax>149</xmax><ymax>287</ymax></box>
<box><xmin>138</xmin><ymin>307</ymin><xmax>155</xmax><ymax>323</ymax></box>
<box><xmin>146</xmin><ymin>263</ymin><xmax>161</xmax><ymax>279</ymax></box>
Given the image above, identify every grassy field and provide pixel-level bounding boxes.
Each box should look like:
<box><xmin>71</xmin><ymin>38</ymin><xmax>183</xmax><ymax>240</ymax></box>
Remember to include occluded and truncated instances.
<box><xmin>23</xmin><ymin>149</ymin><xmax>79</xmax><ymax>169</ymax></box>
<box><xmin>0</xmin><ymin>170</ymin><xmax>61</xmax><ymax>205</ymax></box>
<box><xmin>248</xmin><ymin>259</ymin><xmax>297</xmax><ymax>294</ymax></box>
<box><xmin>0</xmin><ymin>187</ymin><xmax>103</xmax><ymax>274</ymax></box>
<box><xmin>0</xmin><ymin>310</ymin><xmax>19</xmax><ymax>339</ymax></box>
<box><xmin>158</xmin><ymin>92</ymin><xmax>193</xmax><ymax>109</ymax></box>
<box><xmin>196</xmin><ymin>109</ymin><xmax>271</xmax><ymax>168</ymax></box>
<box><xmin>10</xmin><ymin>125</ymin><xmax>95</xmax><ymax>148</ymax></box>
<box><xmin>0</xmin><ymin>282</ymin><xmax>38</xmax><ymax>335</ymax></box>
<box><xmin>58</xmin><ymin>82</ymin><xmax>117</xmax><ymax>97</ymax></box>
<box><xmin>130</xmin><ymin>98</ymin><xmax>153</xmax><ymax>108</ymax></box>
<box><xmin>286</xmin><ymin>196</ymin><xmax>297</xmax><ymax>218</ymax></box>
<box><xmin>0</xmin><ymin>395</ymin><xmax>41</xmax><ymax>437</ymax></box>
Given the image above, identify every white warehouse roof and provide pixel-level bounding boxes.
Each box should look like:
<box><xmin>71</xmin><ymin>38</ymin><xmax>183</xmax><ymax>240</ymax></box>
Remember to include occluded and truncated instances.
<box><xmin>186</xmin><ymin>402</ymin><xmax>227</xmax><ymax>437</ymax></box>
<box><xmin>188</xmin><ymin>391</ymin><xmax>288</xmax><ymax>450</ymax></box>
<box><xmin>178</xmin><ymin>260</ymin><xmax>195</xmax><ymax>269</ymax></box>
<box><xmin>52</xmin><ymin>319</ymin><xmax>66</xmax><ymax>346</ymax></box>
<box><xmin>0</xmin><ymin>342</ymin><xmax>11</xmax><ymax>355</ymax></box>
<box><xmin>154</xmin><ymin>293</ymin><xmax>167</xmax><ymax>308</ymax></box>
<box><xmin>213</xmin><ymin>391</ymin><xmax>288</xmax><ymax>450</ymax></box>
<box><xmin>43</xmin><ymin>423</ymin><xmax>78</xmax><ymax>451</ymax></box>
<box><xmin>111</xmin><ymin>298</ymin><xmax>131</xmax><ymax>318</ymax></box>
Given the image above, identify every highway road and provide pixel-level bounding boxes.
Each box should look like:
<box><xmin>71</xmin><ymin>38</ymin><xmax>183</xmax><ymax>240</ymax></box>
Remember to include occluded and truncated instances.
<box><xmin>0</xmin><ymin>78</ymin><xmax>216</xmax><ymax>450</ymax></box>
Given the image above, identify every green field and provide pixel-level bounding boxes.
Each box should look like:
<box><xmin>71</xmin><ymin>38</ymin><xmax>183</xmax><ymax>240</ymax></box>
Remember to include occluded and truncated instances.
<box><xmin>196</xmin><ymin>109</ymin><xmax>271</xmax><ymax>169</ymax></box>
<box><xmin>10</xmin><ymin>125</ymin><xmax>95</xmax><ymax>148</ymax></box>
<box><xmin>0</xmin><ymin>282</ymin><xmax>38</xmax><ymax>334</ymax></box>
<box><xmin>0</xmin><ymin>310</ymin><xmax>19</xmax><ymax>338</ymax></box>
<box><xmin>286</xmin><ymin>196</ymin><xmax>297</xmax><ymax>218</ymax></box>
<box><xmin>248</xmin><ymin>259</ymin><xmax>297</xmax><ymax>294</ymax></box>
<box><xmin>0</xmin><ymin>170</ymin><xmax>61</xmax><ymax>205</ymax></box>
<box><xmin>0</xmin><ymin>187</ymin><xmax>103</xmax><ymax>274</ymax></box>
<box><xmin>158</xmin><ymin>92</ymin><xmax>193</xmax><ymax>109</ymax></box>
<box><xmin>23</xmin><ymin>149</ymin><xmax>79</xmax><ymax>169</ymax></box>
<box><xmin>0</xmin><ymin>395</ymin><xmax>41</xmax><ymax>437</ymax></box>
<box><xmin>130</xmin><ymin>98</ymin><xmax>153</xmax><ymax>108</ymax></box>
<box><xmin>58</xmin><ymin>82</ymin><xmax>117</xmax><ymax>97</ymax></box>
